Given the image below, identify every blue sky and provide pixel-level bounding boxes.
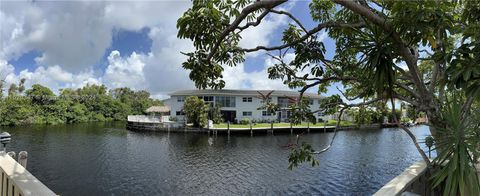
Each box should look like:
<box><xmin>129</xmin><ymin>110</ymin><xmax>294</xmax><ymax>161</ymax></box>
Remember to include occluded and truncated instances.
<box><xmin>1</xmin><ymin>0</ymin><xmax>343</xmax><ymax>99</ymax></box>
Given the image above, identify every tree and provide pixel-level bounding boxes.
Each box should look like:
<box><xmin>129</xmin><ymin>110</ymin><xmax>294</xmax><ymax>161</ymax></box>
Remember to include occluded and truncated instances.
<box><xmin>210</xmin><ymin>104</ymin><xmax>223</xmax><ymax>124</ymax></box>
<box><xmin>0</xmin><ymin>80</ymin><xmax>4</xmax><ymax>99</ymax></box>
<box><xmin>8</xmin><ymin>83</ymin><xmax>17</xmax><ymax>97</ymax></box>
<box><xmin>177</xmin><ymin>1</ymin><xmax>480</xmax><ymax>194</ymax></box>
<box><xmin>18</xmin><ymin>78</ymin><xmax>26</xmax><ymax>94</ymax></box>
<box><xmin>1</xmin><ymin>83</ymin><xmax>162</xmax><ymax>125</ymax></box>
<box><xmin>182</xmin><ymin>96</ymin><xmax>209</xmax><ymax>127</ymax></box>
<box><xmin>25</xmin><ymin>84</ymin><xmax>55</xmax><ymax>105</ymax></box>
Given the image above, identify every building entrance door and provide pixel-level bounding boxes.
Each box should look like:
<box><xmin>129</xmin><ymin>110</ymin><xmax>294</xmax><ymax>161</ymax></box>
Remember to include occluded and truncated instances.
<box><xmin>221</xmin><ymin>110</ymin><xmax>236</xmax><ymax>123</ymax></box>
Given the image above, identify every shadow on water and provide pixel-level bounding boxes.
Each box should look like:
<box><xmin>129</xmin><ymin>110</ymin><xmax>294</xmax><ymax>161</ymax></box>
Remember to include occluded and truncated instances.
<box><xmin>0</xmin><ymin>123</ymin><xmax>432</xmax><ymax>196</ymax></box>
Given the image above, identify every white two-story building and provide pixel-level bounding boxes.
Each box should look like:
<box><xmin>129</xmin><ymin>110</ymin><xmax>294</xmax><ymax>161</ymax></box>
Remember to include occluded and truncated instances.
<box><xmin>164</xmin><ymin>89</ymin><xmax>337</xmax><ymax>123</ymax></box>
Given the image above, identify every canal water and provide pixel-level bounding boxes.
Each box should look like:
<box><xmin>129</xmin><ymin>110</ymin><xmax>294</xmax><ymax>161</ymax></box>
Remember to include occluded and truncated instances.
<box><xmin>1</xmin><ymin>123</ymin><xmax>432</xmax><ymax>196</ymax></box>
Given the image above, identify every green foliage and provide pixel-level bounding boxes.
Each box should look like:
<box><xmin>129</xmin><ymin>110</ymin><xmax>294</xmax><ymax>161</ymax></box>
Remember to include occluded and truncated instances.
<box><xmin>318</xmin><ymin>95</ymin><xmax>342</xmax><ymax>115</ymax></box>
<box><xmin>210</xmin><ymin>104</ymin><xmax>223</xmax><ymax>123</ymax></box>
<box><xmin>169</xmin><ymin>116</ymin><xmax>178</xmax><ymax>122</ymax></box>
<box><xmin>309</xmin><ymin>0</ymin><xmax>335</xmax><ymax>22</ymax></box>
<box><xmin>288</xmin><ymin>142</ymin><xmax>319</xmax><ymax>170</ymax></box>
<box><xmin>288</xmin><ymin>98</ymin><xmax>316</xmax><ymax>125</ymax></box>
<box><xmin>177</xmin><ymin>0</ymin><xmax>247</xmax><ymax>89</ymax></box>
<box><xmin>239</xmin><ymin>118</ymin><xmax>250</xmax><ymax>125</ymax></box>
<box><xmin>0</xmin><ymin>83</ymin><xmax>162</xmax><ymax>126</ymax></box>
<box><xmin>406</xmin><ymin>105</ymin><xmax>422</xmax><ymax>122</ymax></box>
<box><xmin>350</xmin><ymin>106</ymin><xmax>383</xmax><ymax>125</ymax></box>
<box><xmin>425</xmin><ymin>136</ymin><xmax>435</xmax><ymax>149</ymax></box>
<box><xmin>8</xmin><ymin>84</ymin><xmax>17</xmax><ymax>97</ymax></box>
<box><xmin>0</xmin><ymin>97</ymin><xmax>35</xmax><ymax>126</ymax></box>
<box><xmin>183</xmin><ymin>96</ymin><xmax>209</xmax><ymax>127</ymax></box>
<box><xmin>445</xmin><ymin>40</ymin><xmax>480</xmax><ymax>98</ymax></box>
<box><xmin>18</xmin><ymin>78</ymin><xmax>26</xmax><ymax>94</ymax></box>
<box><xmin>400</xmin><ymin>117</ymin><xmax>411</xmax><ymax>123</ymax></box>
<box><xmin>431</xmin><ymin>95</ymin><xmax>480</xmax><ymax>196</ymax></box>
<box><xmin>25</xmin><ymin>84</ymin><xmax>55</xmax><ymax>105</ymax></box>
<box><xmin>387</xmin><ymin>110</ymin><xmax>402</xmax><ymax>123</ymax></box>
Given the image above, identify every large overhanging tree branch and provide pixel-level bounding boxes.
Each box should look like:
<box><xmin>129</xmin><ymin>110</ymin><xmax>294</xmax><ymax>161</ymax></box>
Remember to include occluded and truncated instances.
<box><xmin>177</xmin><ymin>1</ymin><xmax>480</xmax><ymax>194</ymax></box>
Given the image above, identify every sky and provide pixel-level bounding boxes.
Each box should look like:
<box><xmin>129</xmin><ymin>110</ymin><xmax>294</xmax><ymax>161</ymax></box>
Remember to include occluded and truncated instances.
<box><xmin>0</xmin><ymin>0</ymin><xmax>342</xmax><ymax>99</ymax></box>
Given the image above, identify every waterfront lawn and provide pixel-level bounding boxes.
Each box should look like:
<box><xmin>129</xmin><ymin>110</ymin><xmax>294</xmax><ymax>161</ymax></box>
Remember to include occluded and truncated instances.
<box><xmin>214</xmin><ymin>121</ymin><xmax>355</xmax><ymax>128</ymax></box>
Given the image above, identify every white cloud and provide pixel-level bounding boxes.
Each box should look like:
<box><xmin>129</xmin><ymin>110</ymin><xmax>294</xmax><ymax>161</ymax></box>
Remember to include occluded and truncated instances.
<box><xmin>317</xmin><ymin>30</ymin><xmax>328</xmax><ymax>42</ymax></box>
<box><xmin>1</xmin><ymin>64</ymin><xmax>100</xmax><ymax>94</ymax></box>
<box><xmin>0</xmin><ymin>60</ymin><xmax>15</xmax><ymax>81</ymax></box>
<box><xmin>238</xmin><ymin>1</ymin><xmax>296</xmax><ymax>58</ymax></box>
<box><xmin>1</xmin><ymin>1</ymin><xmax>112</xmax><ymax>72</ymax></box>
<box><xmin>223</xmin><ymin>53</ymin><xmax>299</xmax><ymax>91</ymax></box>
<box><xmin>103</xmin><ymin>50</ymin><xmax>148</xmax><ymax>90</ymax></box>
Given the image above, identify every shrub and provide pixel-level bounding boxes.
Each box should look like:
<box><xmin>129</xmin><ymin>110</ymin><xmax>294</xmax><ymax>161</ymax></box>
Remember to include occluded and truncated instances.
<box><xmin>240</xmin><ymin>118</ymin><xmax>250</xmax><ymax>125</ymax></box>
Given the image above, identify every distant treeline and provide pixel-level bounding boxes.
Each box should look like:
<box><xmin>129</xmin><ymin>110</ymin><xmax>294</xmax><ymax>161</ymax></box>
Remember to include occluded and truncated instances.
<box><xmin>0</xmin><ymin>80</ymin><xmax>162</xmax><ymax>126</ymax></box>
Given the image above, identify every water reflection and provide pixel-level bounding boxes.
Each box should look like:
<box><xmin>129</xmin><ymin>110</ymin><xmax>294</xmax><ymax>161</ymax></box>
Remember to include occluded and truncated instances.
<box><xmin>1</xmin><ymin>122</ymin><xmax>432</xmax><ymax>195</ymax></box>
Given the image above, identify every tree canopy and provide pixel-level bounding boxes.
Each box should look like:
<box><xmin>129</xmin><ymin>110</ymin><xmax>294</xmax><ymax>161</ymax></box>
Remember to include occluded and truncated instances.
<box><xmin>0</xmin><ymin>81</ymin><xmax>162</xmax><ymax>126</ymax></box>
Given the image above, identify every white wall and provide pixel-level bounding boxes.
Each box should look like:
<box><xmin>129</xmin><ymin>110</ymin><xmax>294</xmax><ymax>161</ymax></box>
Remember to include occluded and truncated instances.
<box><xmin>167</xmin><ymin>96</ymin><xmax>186</xmax><ymax>121</ymax></box>
<box><xmin>235</xmin><ymin>95</ymin><xmax>277</xmax><ymax>122</ymax></box>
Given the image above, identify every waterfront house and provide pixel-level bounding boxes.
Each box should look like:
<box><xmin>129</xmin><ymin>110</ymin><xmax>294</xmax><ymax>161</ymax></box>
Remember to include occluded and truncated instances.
<box><xmin>164</xmin><ymin>89</ymin><xmax>339</xmax><ymax>123</ymax></box>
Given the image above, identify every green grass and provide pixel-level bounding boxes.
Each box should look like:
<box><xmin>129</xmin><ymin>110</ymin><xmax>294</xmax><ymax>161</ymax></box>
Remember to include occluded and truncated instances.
<box><xmin>214</xmin><ymin>120</ymin><xmax>355</xmax><ymax>128</ymax></box>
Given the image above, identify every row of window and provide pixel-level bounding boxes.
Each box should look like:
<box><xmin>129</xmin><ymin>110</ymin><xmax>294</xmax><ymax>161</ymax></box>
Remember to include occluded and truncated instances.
<box><xmin>177</xmin><ymin>96</ymin><xmax>319</xmax><ymax>106</ymax></box>
<box><xmin>175</xmin><ymin>110</ymin><xmax>320</xmax><ymax>117</ymax></box>
<box><xmin>243</xmin><ymin>111</ymin><xmax>274</xmax><ymax>116</ymax></box>
<box><xmin>216</xmin><ymin>96</ymin><xmax>236</xmax><ymax>107</ymax></box>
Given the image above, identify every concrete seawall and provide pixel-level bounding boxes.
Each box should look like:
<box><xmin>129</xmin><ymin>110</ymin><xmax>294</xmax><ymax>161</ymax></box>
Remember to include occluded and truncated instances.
<box><xmin>126</xmin><ymin>121</ymin><xmax>382</xmax><ymax>134</ymax></box>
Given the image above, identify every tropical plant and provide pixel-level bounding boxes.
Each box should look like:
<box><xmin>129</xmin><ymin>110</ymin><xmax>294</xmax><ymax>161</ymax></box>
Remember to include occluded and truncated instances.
<box><xmin>431</xmin><ymin>95</ymin><xmax>480</xmax><ymax>196</ymax></box>
<box><xmin>210</xmin><ymin>104</ymin><xmax>223</xmax><ymax>123</ymax></box>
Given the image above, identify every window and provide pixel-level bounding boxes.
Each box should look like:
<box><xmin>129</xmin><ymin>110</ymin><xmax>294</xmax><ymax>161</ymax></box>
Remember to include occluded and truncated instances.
<box><xmin>203</xmin><ymin>96</ymin><xmax>213</xmax><ymax>102</ymax></box>
<box><xmin>242</xmin><ymin>111</ymin><xmax>252</xmax><ymax>116</ymax></box>
<box><xmin>176</xmin><ymin>111</ymin><xmax>185</xmax><ymax>115</ymax></box>
<box><xmin>309</xmin><ymin>99</ymin><xmax>314</xmax><ymax>105</ymax></box>
<box><xmin>262</xmin><ymin>111</ymin><xmax>273</xmax><ymax>116</ymax></box>
<box><xmin>215</xmin><ymin>96</ymin><xmax>236</xmax><ymax>107</ymax></box>
<box><xmin>260</xmin><ymin>97</ymin><xmax>272</xmax><ymax>103</ymax></box>
<box><xmin>242</xmin><ymin>97</ymin><xmax>252</xmax><ymax>102</ymax></box>
<box><xmin>278</xmin><ymin>97</ymin><xmax>290</xmax><ymax>108</ymax></box>
<box><xmin>177</xmin><ymin>96</ymin><xmax>185</xmax><ymax>102</ymax></box>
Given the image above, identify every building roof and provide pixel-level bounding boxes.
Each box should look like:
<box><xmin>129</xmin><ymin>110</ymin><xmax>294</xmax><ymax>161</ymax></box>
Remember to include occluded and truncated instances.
<box><xmin>146</xmin><ymin>106</ymin><xmax>170</xmax><ymax>113</ymax></box>
<box><xmin>169</xmin><ymin>89</ymin><xmax>323</xmax><ymax>99</ymax></box>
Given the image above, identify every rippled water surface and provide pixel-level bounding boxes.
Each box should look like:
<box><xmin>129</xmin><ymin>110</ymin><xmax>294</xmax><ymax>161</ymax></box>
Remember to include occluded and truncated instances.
<box><xmin>1</xmin><ymin>123</ymin><xmax>432</xmax><ymax>195</ymax></box>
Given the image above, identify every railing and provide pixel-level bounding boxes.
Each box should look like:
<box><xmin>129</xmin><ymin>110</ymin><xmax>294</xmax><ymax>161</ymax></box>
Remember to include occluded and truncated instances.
<box><xmin>374</xmin><ymin>160</ymin><xmax>429</xmax><ymax>196</ymax></box>
<box><xmin>127</xmin><ymin>115</ymin><xmax>162</xmax><ymax>123</ymax></box>
<box><xmin>0</xmin><ymin>153</ymin><xmax>55</xmax><ymax>196</ymax></box>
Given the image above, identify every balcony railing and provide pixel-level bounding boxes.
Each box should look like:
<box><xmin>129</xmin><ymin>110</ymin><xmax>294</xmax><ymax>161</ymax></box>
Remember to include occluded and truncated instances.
<box><xmin>0</xmin><ymin>153</ymin><xmax>55</xmax><ymax>196</ymax></box>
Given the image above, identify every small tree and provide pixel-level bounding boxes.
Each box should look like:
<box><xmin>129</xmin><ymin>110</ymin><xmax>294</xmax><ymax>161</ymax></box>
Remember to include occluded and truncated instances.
<box><xmin>210</xmin><ymin>104</ymin><xmax>223</xmax><ymax>124</ymax></box>
<box><xmin>183</xmin><ymin>96</ymin><xmax>209</xmax><ymax>127</ymax></box>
